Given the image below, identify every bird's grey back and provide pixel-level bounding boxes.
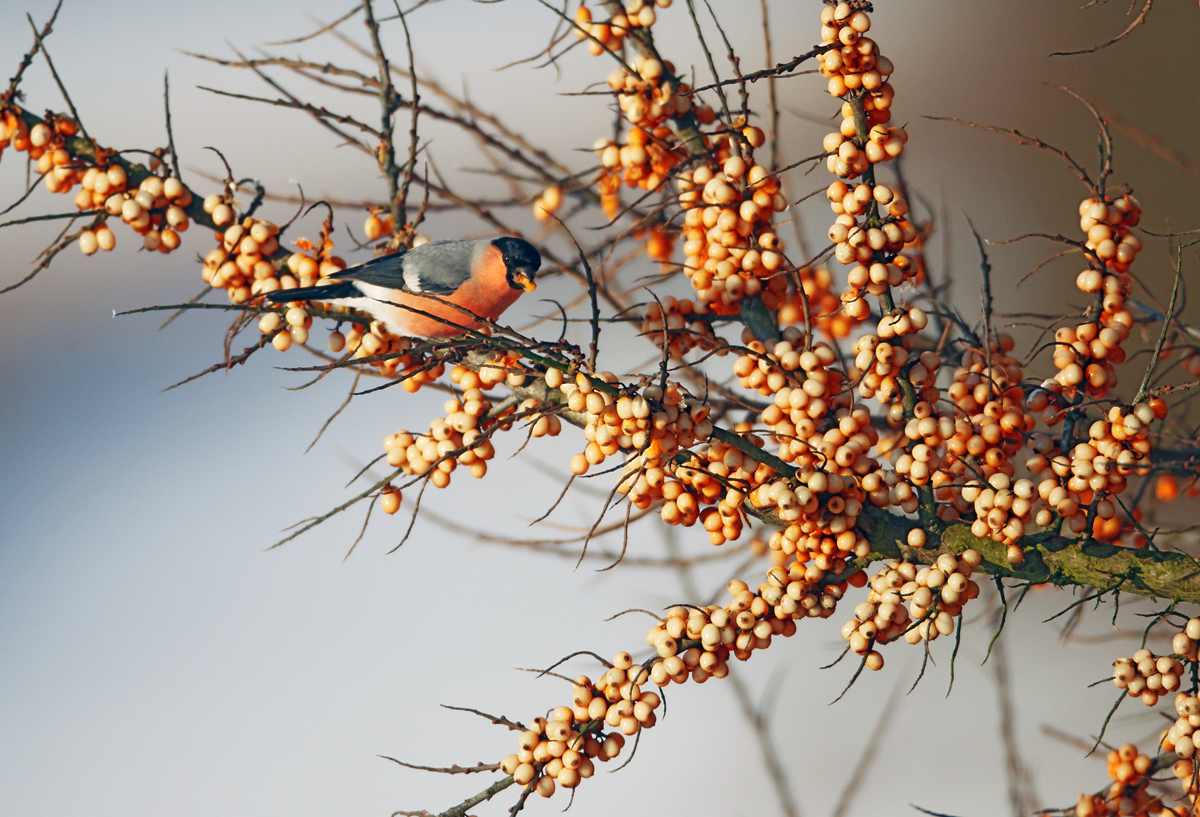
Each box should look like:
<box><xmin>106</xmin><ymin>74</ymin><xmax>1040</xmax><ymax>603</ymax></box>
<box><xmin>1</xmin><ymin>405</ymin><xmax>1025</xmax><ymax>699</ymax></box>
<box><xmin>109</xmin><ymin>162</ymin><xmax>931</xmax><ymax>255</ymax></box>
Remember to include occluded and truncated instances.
<box><xmin>402</xmin><ymin>240</ymin><xmax>488</xmax><ymax>293</ymax></box>
<box><xmin>336</xmin><ymin>239</ymin><xmax>489</xmax><ymax>294</ymax></box>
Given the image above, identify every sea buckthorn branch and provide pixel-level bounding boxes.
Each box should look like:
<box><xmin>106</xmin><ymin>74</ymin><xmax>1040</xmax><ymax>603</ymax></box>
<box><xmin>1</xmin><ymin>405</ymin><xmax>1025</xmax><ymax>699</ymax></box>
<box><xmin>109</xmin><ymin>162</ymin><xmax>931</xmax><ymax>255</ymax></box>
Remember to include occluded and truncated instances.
<box><xmin>6</xmin><ymin>0</ymin><xmax>1154</xmax><ymax>584</ymax></box>
<box><xmin>855</xmin><ymin>505</ymin><xmax>1200</xmax><ymax>605</ymax></box>
<box><xmin>820</xmin><ymin>8</ymin><xmax>938</xmax><ymax>530</ymax></box>
<box><xmin>594</xmin><ymin>0</ymin><xmax>705</xmax><ymax>155</ymax></box>
<box><xmin>430</xmin><ymin>508</ymin><xmax>1195</xmax><ymax>811</ymax></box>
<box><xmin>0</xmin><ymin>99</ymin><xmax>326</xmax><ymax>302</ymax></box>
<box><xmin>2</xmin><ymin>0</ymin><xmax>58</xmax><ymax>102</ymax></box>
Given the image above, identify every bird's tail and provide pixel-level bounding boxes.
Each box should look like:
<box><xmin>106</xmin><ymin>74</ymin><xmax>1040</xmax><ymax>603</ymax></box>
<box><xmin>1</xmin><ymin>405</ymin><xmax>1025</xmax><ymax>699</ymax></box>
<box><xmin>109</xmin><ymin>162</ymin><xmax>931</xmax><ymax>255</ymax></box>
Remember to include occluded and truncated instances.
<box><xmin>263</xmin><ymin>281</ymin><xmax>360</xmax><ymax>304</ymax></box>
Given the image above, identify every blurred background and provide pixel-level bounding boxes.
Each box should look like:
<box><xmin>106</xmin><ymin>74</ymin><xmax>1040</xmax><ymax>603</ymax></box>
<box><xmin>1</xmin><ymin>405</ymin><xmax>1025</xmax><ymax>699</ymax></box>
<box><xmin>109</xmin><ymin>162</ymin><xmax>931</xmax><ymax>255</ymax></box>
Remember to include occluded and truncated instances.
<box><xmin>2</xmin><ymin>2</ymin><xmax>1198</xmax><ymax>816</ymax></box>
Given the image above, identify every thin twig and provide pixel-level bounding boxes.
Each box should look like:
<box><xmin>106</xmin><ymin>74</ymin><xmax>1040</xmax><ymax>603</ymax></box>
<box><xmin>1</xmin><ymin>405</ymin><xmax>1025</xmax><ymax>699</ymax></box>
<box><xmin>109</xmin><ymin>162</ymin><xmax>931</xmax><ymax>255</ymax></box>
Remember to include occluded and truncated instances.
<box><xmin>26</xmin><ymin>13</ymin><xmax>91</xmax><ymax>146</ymax></box>
<box><xmin>1050</xmin><ymin>0</ymin><xmax>1152</xmax><ymax>57</ymax></box>
<box><xmin>924</xmin><ymin>115</ymin><xmax>1095</xmax><ymax>192</ymax></box>
<box><xmin>4</xmin><ymin>0</ymin><xmax>62</xmax><ymax>101</ymax></box>
<box><xmin>1134</xmin><ymin>245</ymin><xmax>1183</xmax><ymax>404</ymax></box>
<box><xmin>163</xmin><ymin>71</ymin><xmax>181</xmax><ymax>181</ymax></box>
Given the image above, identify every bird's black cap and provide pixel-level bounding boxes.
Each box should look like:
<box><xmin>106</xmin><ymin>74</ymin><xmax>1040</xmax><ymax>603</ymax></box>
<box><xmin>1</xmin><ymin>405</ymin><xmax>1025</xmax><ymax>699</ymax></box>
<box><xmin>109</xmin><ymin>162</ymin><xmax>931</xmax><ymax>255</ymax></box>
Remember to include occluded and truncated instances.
<box><xmin>492</xmin><ymin>236</ymin><xmax>542</xmax><ymax>288</ymax></box>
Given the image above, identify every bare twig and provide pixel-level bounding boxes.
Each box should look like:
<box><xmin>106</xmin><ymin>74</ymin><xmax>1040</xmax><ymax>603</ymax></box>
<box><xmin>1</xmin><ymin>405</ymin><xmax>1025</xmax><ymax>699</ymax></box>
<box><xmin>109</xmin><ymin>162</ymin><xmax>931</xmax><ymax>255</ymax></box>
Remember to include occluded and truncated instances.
<box><xmin>925</xmin><ymin>115</ymin><xmax>1095</xmax><ymax>192</ymax></box>
<box><xmin>1134</xmin><ymin>246</ymin><xmax>1183</xmax><ymax>404</ymax></box>
<box><xmin>1050</xmin><ymin>0</ymin><xmax>1152</xmax><ymax>56</ymax></box>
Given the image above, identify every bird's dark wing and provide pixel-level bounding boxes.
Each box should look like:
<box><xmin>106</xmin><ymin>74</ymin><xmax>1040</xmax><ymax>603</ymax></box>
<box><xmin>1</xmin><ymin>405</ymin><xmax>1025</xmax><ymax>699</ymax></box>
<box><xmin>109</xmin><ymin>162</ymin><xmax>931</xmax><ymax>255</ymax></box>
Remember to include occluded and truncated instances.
<box><xmin>329</xmin><ymin>249</ymin><xmax>420</xmax><ymax>291</ymax></box>
<box><xmin>333</xmin><ymin>240</ymin><xmax>484</xmax><ymax>295</ymax></box>
<box><xmin>264</xmin><ymin>281</ymin><xmax>361</xmax><ymax>303</ymax></box>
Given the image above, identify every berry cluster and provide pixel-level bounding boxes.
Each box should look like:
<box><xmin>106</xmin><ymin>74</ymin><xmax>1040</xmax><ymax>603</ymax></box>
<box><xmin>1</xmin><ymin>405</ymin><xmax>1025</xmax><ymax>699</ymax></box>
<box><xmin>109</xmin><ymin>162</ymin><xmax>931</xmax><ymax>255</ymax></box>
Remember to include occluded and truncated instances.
<box><xmin>841</xmin><ymin>549</ymin><xmax>982</xmax><ymax>670</ymax></box>
<box><xmin>358</xmin><ymin>323</ymin><xmax>431</xmax><ymax>383</ymax></box>
<box><xmin>817</xmin><ymin>5</ymin><xmax>895</xmax><ymax>128</ymax></box>
<box><xmin>1</xmin><ymin>112</ymin><xmax>79</xmax><ymax>189</ymax></box>
<box><xmin>959</xmin><ymin>475</ymin><xmax>1039</xmax><ymax>553</ymax></box>
<box><xmin>593</xmin><ymin>123</ymin><xmax>684</xmax><ymax>199</ymax></box>
<box><xmin>376</xmin><ymin>363</ymin><xmax>566</xmax><ymax>511</ymax></box>
<box><xmin>1079</xmin><ymin>194</ymin><xmax>1143</xmax><ymax>272</ymax></box>
<box><xmin>776</xmin><ymin>266</ymin><xmax>855</xmax><ymax>339</ymax></box>
<box><xmin>501</xmin><ymin>552</ymin><xmax>866</xmax><ymax>801</ymax></box>
<box><xmin>363</xmin><ymin>210</ymin><xmax>395</xmax><ymax>240</ymax></box>
<box><xmin>745</xmin><ymin>332</ymin><xmax>878</xmax><ymax>474</ymax></box>
<box><xmin>639</xmin><ymin>296</ymin><xmax>717</xmax><ymax>357</ymax></box>
<box><xmin>659</xmin><ymin>430</ymin><xmax>769</xmax><ymax>536</ymax></box>
<box><xmin>814</xmin><ymin>2</ymin><xmax>932</xmax><ymax>406</ymax></box>
<box><xmin>1112</xmin><ymin>618</ymin><xmax>1200</xmax><ymax>708</ymax></box>
<box><xmin>563</xmin><ymin>376</ymin><xmax>709</xmax><ymax>477</ymax></box>
<box><xmin>2</xmin><ymin>111</ymin><xmax>202</xmax><ymax>257</ymax></box>
<box><xmin>75</xmin><ymin>162</ymin><xmax>128</xmax><ymax>215</ymax></box>
<box><xmin>945</xmin><ymin>338</ymin><xmax>1028</xmax><ymax>464</ymax></box>
<box><xmin>573</xmin><ymin>1</ymin><xmax>674</xmax><ymax>58</ymax></box>
<box><xmin>499</xmin><ymin>652</ymin><xmax>663</xmax><ymax>798</ymax></box>
<box><xmin>688</xmin><ymin>433</ymin><xmax>776</xmax><ymax>545</ymax></box>
<box><xmin>381</xmin><ymin>388</ymin><xmax>499</xmax><ymax>498</ymax></box>
<box><xmin>203</xmin><ymin>218</ymin><xmax>287</xmax><ymax>304</ymax></box>
<box><xmin>198</xmin><ymin>191</ymin><xmax>235</xmax><ymax>228</ymax></box>
<box><xmin>85</xmin><ymin>172</ymin><xmax>192</xmax><ymax>254</ymax></box>
<box><xmin>1047</xmin><ymin>310</ymin><xmax>1130</xmax><ymax>398</ymax></box>
<box><xmin>753</xmin><ymin>468</ymin><xmax>872</xmax><ymax>570</ymax></box>
<box><xmin>1158</xmin><ymin>694</ymin><xmax>1200</xmax><ymax>817</ymax></box>
<box><xmin>851</xmin><ymin>332</ymin><xmax>929</xmax><ymax>404</ymax></box>
<box><xmin>1047</xmin><ymin>194</ymin><xmax>1142</xmax><ymax>397</ymax></box>
<box><xmin>676</xmin><ymin>146</ymin><xmax>788</xmax><ymax>313</ymax></box>
<box><xmin>574</xmin><ymin>0</ymin><xmax>697</xmax><ymax>219</ymax></box>
<box><xmin>1161</xmin><ymin>690</ymin><xmax>1200</xmax><ymax>760</ymax></box>
<box><xmin>556</xmin><ymin>375</ymin><xmax>773</xmax><ymax>546</ymax></box>
<box><xmin>1074</xmin><ymin>744</ymin><xmax>1162</xmax><ymax>817</ymax></box>
<box><xmin>828</xmin><ymin>188</ymin><xmax>916</xmax><ymax>270</ymax></box>
<box><xmin>1020</xmin><ymin>399</ymin><xmax>1165</xmax><ymax>542</ymax></box>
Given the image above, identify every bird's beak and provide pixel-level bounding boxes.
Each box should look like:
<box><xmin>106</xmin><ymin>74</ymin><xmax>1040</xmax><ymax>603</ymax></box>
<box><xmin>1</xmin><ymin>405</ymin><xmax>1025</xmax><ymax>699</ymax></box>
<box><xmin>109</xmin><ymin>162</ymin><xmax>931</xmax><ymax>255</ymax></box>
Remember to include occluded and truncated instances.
<box><xmin>514</xmin><ymin>272</ymin><xmax>537</xmax><ymax>292</ymax></box>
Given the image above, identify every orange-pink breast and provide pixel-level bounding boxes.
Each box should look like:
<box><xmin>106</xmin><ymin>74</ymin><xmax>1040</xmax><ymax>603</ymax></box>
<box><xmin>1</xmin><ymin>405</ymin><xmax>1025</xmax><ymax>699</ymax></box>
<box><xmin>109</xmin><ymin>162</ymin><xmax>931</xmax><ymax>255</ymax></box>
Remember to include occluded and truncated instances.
<box><xmin>386</xmin><ymin>244</ymin><xmax>522</xmax><ymax>339</ymax></box>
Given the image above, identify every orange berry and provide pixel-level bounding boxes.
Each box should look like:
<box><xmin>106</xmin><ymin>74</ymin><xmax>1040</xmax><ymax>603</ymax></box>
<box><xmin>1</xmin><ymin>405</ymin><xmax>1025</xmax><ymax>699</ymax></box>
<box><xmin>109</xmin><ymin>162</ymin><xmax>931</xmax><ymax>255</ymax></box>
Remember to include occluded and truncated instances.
<box><xmin>364</xmin><ymin>214</ymin><xmax>386</xmax><ymax>240</ymax></box>
<box><xmin>1156</xmin><ymin>474</ymin><xmax>1179</xmax><ymax>502</ymax></box>
<box><xmin>380</xmin><ymin>488</ymin><xmax>402</xmax><ymax>515</ymax></box>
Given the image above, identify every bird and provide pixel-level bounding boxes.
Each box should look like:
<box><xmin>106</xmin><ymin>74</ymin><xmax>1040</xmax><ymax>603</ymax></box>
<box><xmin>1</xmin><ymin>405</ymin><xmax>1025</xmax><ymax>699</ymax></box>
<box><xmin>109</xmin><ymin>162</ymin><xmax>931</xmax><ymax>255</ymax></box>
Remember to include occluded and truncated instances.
<box><xmin>264</xmin><ymin>236</ymin><xmax>540</xmax><ymax>339</ymax></box>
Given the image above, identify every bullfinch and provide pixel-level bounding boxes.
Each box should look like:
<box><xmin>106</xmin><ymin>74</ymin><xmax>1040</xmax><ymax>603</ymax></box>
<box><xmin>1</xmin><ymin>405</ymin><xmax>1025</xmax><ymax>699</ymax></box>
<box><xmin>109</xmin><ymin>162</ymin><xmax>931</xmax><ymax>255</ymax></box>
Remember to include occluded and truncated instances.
<box><xmin>265</xmin><ymin>236</ymin><xmax>540</xmax><ymax>339</ymax></box>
